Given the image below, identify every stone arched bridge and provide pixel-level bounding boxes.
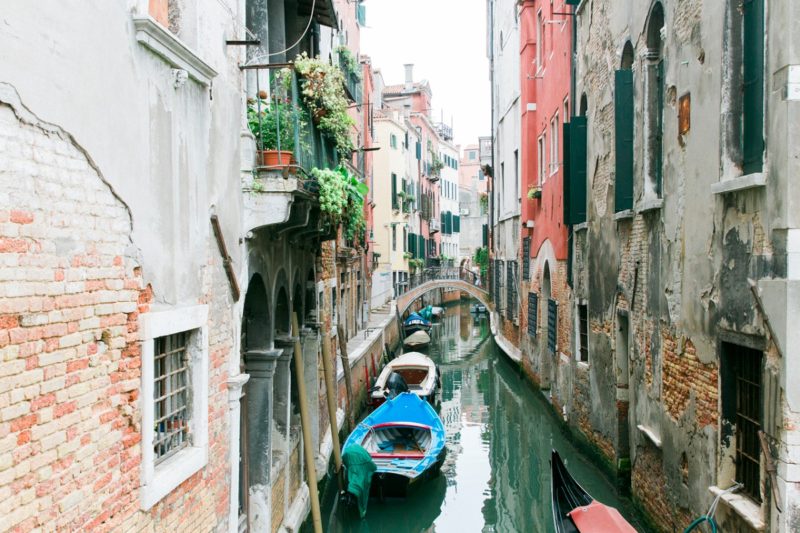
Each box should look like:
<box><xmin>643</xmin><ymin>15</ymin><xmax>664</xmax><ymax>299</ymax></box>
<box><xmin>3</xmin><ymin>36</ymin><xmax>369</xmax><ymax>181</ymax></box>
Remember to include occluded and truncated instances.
<box><xmin>397</xmin><ymin>269</ymin><xmax>491</xmax><ymax>315</ymax></box>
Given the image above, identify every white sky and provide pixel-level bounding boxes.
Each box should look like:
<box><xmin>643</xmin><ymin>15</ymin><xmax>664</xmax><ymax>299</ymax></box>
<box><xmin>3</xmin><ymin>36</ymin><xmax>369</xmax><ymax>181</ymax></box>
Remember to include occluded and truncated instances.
<box><xmin>361</xmin><ymin>0</ymin><xmax>491</xmax><ymax>149</ymax></box>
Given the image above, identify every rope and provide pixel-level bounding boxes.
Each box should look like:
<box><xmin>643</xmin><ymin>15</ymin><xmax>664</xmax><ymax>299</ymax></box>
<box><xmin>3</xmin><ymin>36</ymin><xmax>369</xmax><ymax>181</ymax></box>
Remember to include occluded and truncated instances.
<box><xmin>682</xmin><ymin>482</ymin><xmax>742</xmax><ymax>533</ymax></box>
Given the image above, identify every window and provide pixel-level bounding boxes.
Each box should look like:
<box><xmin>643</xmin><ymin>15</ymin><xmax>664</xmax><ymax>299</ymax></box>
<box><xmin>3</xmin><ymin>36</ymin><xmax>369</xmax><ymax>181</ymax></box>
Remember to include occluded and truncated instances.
<box><xmin>506</xmin><ymin>261</ymin><xmax>517</xmax><ymax>320</ymax></box>
<box><xmin>538</xmin><ymin>135</ymin><xmax>546</xmax><ymax>185</ymax></box>
<box><xmin>402</xmin><ymin>227</ymin><xmax>407</xmax><ymax>252</ymax></box>
<box><xmin>722</xmin><ymin>343</ymin><xmax>763</xmax><ymax>502</ymax></box>
<box><xmin>522</xmin><ymin>237</ymin><xmax>531</xmax><ymax>280</ymax></box>
<box><xmin>550</xmin><ymin>114</ymin><xmax>559</xmax><ymax>174</ymax></box>
<box><xmin>578</xmin><ymin>304</ymin><xmax>588</xmax><ymax>363</ymax></box>
<box><xmin>469</xmin><ymin>150</ymin><xmax>476</xmax><ymax>160</ymax></box>
<box><xmin>390</xmin><ymin>134</ymin><xmax>397</xmax><ymax>149</ymax></box>
<box><xmin>141</xmin><ymin>305</ymin><xmax>208</xmax><ymax>510</ymax></box>
<box><xmin>392</xmin><ymin>225</ymin><xmax>396</xmax><ymax>251</ymax></box>
<box><xmin>645</xmin><ymin>3</ymin><xmax>665</xmax><ymax>199</ymax></box>
<box><xmin>536</xmin><ymin>10</ymin><xmax>543</xmax><ymax>71</ymax></box>
<box><xmin>154</xmin><ymin>332</ymin><xmax>191</xmax><ymax>463</ymax></box>
<box><xmin>391</xmin><ymin>173</ymin><xmax>398</xmax><ymax>209</ymax></box>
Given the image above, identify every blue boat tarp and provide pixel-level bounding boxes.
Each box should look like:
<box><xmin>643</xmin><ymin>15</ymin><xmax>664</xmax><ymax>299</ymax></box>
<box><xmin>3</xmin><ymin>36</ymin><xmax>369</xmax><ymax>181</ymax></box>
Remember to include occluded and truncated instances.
<box><xmin>419</xmin><ymin>305</ymin><xmax>433</xmax><ymax>321</ymax></box>
<box><xmin>404</xmin><ymin>312</ymin><xmax>431</xmax><ymax>328</ymax></box>
<box><xmin>343</xmin><ymin>393</ymin><xmax>445</xmax><ymax>480</ymax></box>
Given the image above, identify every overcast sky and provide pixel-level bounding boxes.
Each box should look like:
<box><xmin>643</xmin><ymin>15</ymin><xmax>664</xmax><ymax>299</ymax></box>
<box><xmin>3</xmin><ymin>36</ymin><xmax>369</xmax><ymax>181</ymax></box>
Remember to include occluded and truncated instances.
<box><xmin>361</xmin><ymin>0</ymin><xmax>491</xmax><ymax>149</ymax></box>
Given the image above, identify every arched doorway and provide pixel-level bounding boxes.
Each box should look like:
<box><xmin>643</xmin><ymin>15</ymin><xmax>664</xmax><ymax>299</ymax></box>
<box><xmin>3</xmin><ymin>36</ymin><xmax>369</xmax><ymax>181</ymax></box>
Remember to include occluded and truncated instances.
<box><xmin>541</xmin><ymin>262</ymin><xmax>553</xmax><ymax>388</ymax></box>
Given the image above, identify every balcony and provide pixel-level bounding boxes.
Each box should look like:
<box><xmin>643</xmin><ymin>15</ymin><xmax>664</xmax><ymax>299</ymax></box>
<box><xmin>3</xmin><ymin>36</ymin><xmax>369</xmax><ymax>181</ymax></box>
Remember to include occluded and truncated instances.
<box><xmin>338</xmin><ymin>53</ymin><xmax>363</xmax><ymax>104</ymax></box>
<box><xmin>429</xmin><ymin>218</ymin><xmax>440</xmax><ymax>234</ymax></box>
<box><xmin>244</xmin><ymin>69</ymin><xmax>338</xmax><ymax>233</ymax></box>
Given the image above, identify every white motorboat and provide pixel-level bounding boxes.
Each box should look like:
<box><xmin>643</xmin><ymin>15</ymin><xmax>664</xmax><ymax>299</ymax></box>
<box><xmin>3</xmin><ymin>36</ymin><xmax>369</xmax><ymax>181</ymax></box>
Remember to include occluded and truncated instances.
<box><xmin>369</xmin><ymin>352</ymin><xmax>439</xmax><ymax>408</ymax></box>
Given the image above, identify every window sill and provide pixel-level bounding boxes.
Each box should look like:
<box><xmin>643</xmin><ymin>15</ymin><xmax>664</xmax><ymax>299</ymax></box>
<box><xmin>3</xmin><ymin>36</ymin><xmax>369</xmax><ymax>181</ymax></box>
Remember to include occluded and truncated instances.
<box><xmin>141</xmin><ymin>445</ymin><xmax>207</xmax><ymax>510</ymax></box>
<box><xmin>573</xmin><ymin>222</ymin><xmax>588</xmax><ymax>232</ymax></box>
<box><xmin>614</xmin><ymin>209</ymin><xmax>634</xmax><ymax>221</ymax></box>
<box><xmin>637</xmin><ymin>424</ymin><xmax>662</xmax><ymax>449</ymax></box>
<box><xmin>708</xmin><ymin>486</ymin><xmax>766</xmax><ymax>530</ymax></box>
<box><xmin>710</xmin><ymin>172</ymin><xmax>766</xmax><ymax>195</ymax></box>
<box><xmin>637</xmin><ymin>198</ymin><xmax>663</xmax><ymax>213</ymax></box>
<box><xmin>133</xmin><ymin>16</ymin><xmax>217</xmax><ymax>86</ymax></box>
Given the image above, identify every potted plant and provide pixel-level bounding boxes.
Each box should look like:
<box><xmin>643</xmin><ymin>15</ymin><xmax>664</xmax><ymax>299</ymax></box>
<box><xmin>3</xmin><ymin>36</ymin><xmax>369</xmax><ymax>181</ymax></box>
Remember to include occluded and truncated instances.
<box><xmin>311</xmin><ymin>165</ymin><xmax>368</xmax><ymax>244</ymax></box>
<box><xmin>247</xmin><ymin>91</ymin><xmax>305</xmax><ymax>169</ymax></box>
<box><xmin>527</xmin><ymin>185</ymin><xmax>542</xmax><ymax>200</ymax></box>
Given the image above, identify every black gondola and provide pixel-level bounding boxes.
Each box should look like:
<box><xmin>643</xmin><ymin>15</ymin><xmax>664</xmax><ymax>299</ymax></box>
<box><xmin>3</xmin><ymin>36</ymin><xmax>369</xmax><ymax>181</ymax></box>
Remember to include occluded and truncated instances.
<box><xmin>551</xmin><ymin>450</ymin><xmax>637</xmax><ymax>533</ymax></box>
<box><xmin>551</xmin><ymin>450</ymin><xmax>593</xmax><ymax>533</ymax></box>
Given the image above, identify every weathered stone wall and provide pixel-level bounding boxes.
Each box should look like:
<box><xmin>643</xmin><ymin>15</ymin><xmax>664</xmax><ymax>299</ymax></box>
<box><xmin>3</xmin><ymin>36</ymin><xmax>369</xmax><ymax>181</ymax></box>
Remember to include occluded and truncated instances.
<box><xmin>0</xmin><ymin>96</ymin><xmax>234</xmax><ymax>531</ymax></box>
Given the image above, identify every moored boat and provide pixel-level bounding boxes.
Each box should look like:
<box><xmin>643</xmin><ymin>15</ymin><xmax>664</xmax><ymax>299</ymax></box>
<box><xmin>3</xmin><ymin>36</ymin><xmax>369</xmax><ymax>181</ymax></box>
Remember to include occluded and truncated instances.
<box><xmin>369</xmin><ymin>352</ymin><xmax>438</xmax><ymax>408</ymax></box>
<box><xmin>551</xmin><ymin>450</ymin><xmax>637</xmax><ymax>533</ymax></box>
<box><xmin>403</xmin><ymin>312</ymin><xmax>432</xmax><ymax>334</ymax></box>
<box><xmin>470</xmin><ymin>303</ymin><xmax>487</xmax><ymax>314</ymax></box>
<box><xmin>343</xmin><ymin>392</ymin><xmax>446</xmax><ymax>497</ymax></box>
<box><xmin>403</xmin><ymin>330</ymin><xmax>431</xmax><ymax>349</ymax></box>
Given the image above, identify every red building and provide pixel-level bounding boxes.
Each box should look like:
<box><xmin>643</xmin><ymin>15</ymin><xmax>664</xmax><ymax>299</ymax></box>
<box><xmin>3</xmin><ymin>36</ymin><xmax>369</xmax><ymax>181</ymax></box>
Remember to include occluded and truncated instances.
<box><xmin>518</xmin><ymin>0</ymin><xmax>573</xmax><ymax>399</ymax></box>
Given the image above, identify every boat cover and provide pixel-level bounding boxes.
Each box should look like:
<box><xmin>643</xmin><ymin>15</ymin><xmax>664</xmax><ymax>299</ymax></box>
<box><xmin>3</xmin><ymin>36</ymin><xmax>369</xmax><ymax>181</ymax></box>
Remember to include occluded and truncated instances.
<box><xmin>419</xmin><ymin>306</ymin><xmax>433</xmax><ymax>320</ymax></box>
<box><xmin>568</xmin><ymin>501</ymin><xmax>637</xmax><ymax>533</ymax></box>
<box><xmin>404</xmin><ymin>312</ymin><xmax>431</xmax><ymax>328</ymax></box>
<box><xmin>404</xmin><ymin>330</ymin><xmax>431</xmax><ymax>347</ymax></box>
<box><xmin>342</xmin><ymin>444</ymin><xmax>377</xmax><ymax>518</ymax></box>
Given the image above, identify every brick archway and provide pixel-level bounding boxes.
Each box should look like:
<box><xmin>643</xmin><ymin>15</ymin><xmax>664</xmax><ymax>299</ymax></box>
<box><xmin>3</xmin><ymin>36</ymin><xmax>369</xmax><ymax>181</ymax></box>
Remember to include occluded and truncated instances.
<box><xmin>397</xmin><ymin>279</ymin><xmax>491</xmax><ymax>315</ymax></box>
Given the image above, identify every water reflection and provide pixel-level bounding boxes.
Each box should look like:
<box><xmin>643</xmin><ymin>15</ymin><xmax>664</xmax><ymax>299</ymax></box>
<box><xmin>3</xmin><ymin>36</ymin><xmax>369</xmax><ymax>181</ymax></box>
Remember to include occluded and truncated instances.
<box><xmin>315</xmin><ymin>301</ymin><xmax>641</xmax><ymax>533</ymax></box>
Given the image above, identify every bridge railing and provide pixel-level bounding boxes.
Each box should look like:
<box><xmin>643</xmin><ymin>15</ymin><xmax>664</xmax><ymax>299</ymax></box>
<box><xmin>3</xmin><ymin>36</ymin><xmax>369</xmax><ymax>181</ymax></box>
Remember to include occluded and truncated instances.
<box><xmin>407</xmin><ymin>266</ymin><xmax>487</xmax><ymax>293</ymax></box>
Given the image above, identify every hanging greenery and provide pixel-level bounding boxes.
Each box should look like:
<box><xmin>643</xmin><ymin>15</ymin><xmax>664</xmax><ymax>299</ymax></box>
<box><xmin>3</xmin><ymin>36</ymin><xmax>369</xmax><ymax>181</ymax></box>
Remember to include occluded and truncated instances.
<box><xmin>291</xmin><ymin>53</ymin><xmax>355</xmax><ymax>156</ymax></box>
<box><xmin>336</xmin><ymin>46</ymin><xmax>362</xmax><ymax>80</ymax></box>
<box><xmin>311</xmin><ymin>165</ymin><xmax>369</xmax><ymax>244</ymax></box>
<box><xmin>474</xmin><ymin>246</ymin><xmax>489</xmax><ymax>278</ymax></box>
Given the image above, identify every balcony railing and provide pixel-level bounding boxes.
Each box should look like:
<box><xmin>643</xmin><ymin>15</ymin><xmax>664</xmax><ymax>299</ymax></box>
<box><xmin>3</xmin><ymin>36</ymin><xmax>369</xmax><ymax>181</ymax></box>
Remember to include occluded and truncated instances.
<box><xmin>429</xmin><ymin>219</ymin><xmax>440</xmax><ymax>233</ymax></box>
<box><xmin>338</xmin><ymin>55</ymin><xmax>363</xmax><ymax>104</ymax></box>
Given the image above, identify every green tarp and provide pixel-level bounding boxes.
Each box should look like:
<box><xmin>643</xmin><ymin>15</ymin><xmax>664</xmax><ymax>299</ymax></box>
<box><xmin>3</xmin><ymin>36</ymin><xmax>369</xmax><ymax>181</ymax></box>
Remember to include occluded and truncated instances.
<box><xmin>342</xmin><ymin>444</ymin><xmax>377</xmax><ymax>518</ymax></box>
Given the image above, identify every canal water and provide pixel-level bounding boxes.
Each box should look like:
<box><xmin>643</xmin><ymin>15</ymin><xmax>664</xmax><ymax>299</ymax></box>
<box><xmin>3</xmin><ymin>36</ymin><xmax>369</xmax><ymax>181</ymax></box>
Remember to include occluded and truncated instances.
<box><xmin>314</xmin><ymin>301</ymin><xmax>644</xmax><ymax>532</ymax></box>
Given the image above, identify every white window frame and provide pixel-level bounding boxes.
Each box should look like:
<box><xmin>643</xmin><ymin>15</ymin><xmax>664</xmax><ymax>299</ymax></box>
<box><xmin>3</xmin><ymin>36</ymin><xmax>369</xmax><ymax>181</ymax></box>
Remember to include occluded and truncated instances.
<box><xmin>538</xmin><ymin>134</ymin><xmax>546</xmax><ymax>185</ymax></box>
<box><xmin>140</xmin><ymin>304</ymin><xmax>209</xmax><ymax>510</ymax></box>
<box><xmin>550</xmin><ymin>113</ymin><xmax>559</xmax><ymax>175</ymax></box>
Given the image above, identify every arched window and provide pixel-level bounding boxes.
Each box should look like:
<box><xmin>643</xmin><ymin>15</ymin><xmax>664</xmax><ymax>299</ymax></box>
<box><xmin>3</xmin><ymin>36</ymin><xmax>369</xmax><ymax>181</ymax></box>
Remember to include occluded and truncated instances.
<box><xmin>579</xmin><ymin>93</ymin><xmax>588</xmax><ymax>117</ymax></box>
<box><xmin>645</xmin><ymin>3</ymin><xmax>665</xmax><ymax>198</ymax></box>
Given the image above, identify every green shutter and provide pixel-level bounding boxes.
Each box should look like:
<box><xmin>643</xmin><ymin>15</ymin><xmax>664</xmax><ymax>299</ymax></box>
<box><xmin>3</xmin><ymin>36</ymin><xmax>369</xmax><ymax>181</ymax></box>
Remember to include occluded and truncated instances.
<box><xmin>391</xmin><ymin>173</ymin><xmax>398</xmax><ymax>209</ymax></box>
<box><xmin>615</xmin><ymin>69</ymin><xmax>634</xmax><ymax>212</ymax></box>
<box><xmin>743</xmin><ymin>0</ymin><xmax>764</xmax><ymax>174</ymax></box>
<box><xmin>565</xmin><ymin>0</ymin><xmax>580</xmax><ymax>5</ymax></box>
<box><xmin>418</xmin><ymin>235</ymin><xmax>425</xmax><ymax>259</ymax></box>
<box><xmin>527</xmin><ymin>292</ymin><xmax>538</xmax><ymax>337</ymax></box>
<box><xmin>416</xmin><ymin>142</ymin><xmax>421</xmax><ymax>160</ymax></box>
<box><xmin>563</xmin><ymin>121</ymin><xmax>571</xmax><ymax>224</ymax></box>
<box><xmin>547</xmin><ymin>299</ymin><xmax>558</xmax><ymax>353</ymax></box>
<box><xmin>454</xmin><ymin>215</ymin><xmax>460</xmax><ymax>233</ymax></box>
<box><xmin>482</xmin><ymin>224</ymin><xmax>488</xmax><ymax>246</ymax></box>
<box><xmin>357</xmin><ymin>3</ymin><xmax>366</xmax><ymax>26</ymax></box>
<box><xmin>569</xmin><ymin>117</ymin><xmax>588</xmax><ymax>225</ymax></box>
<box><xmin>408</xmin><ymin>232</ymin><xmax>415</xmax><ymax>257</ymax></box>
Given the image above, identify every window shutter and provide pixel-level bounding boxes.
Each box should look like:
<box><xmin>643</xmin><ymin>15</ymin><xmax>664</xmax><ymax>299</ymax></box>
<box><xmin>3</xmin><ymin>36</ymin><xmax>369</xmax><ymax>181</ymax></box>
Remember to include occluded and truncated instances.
<box><xmin>565</xmin><ymin>0</ymin><xmax>580</xmax><ymax>5</ymax></box>
<box><xmin>391</xmin><ymin>173</ymin><xmax>398</xmax><ymax>209</ymax></box>
<box><xmin>562</xmin><ymin>120</ymin><xmax>571</xmax><ymax>224</ymax></box>
<box><xmin>416</xmin><ymin>142</ymin><xmax>421</xmax><ymax>160</ymax></box>
<box><xmin>569</xmin><ymin>117</ymin><xmax>587</xmax><ymax>224</ymax></box>
<box><xmin>408</xmin><ymin>232</ymin><xmax>415</xmax><ymax>257</ymax></box>
<box><xmin>615</xmin><ymin>69</ymin><xmax>634</xmax><ymax>212</ymax></box>
<box><xmin>356</xmin><ymin>2</ymin><xmax>366</xmax><ymax>26</ymax></box>
<box><xmin>522</xmin><ymin>237</ymin><xmax>531</xmax><ymax>280</ymax></box>
<box><xmin>527</xmin><ymin>292</ymin><xmax>538</xmax><ymax>337</ymax></box>
<box><xmin>418</xmin><ymin>235</ymin><xmax>425</xmax><ymax>259</ymax></box>
<box><xmin>743</xmin><ymin>0</ymin><xmax>764</xmax><ymax>174</ymax></box>
<box><xmin>454</xmin><ymin>215</ymin><xmax>460</xmax><ymax>233</ymax></box>
<box><xmin>547</xmin><ymin>298</ymin><xmax>558</xmax><ymax>353</ymax></box>
<box><xmin>482</xmin><ymin>224</ymin><xmax>488</xmax><ymax>247</ymax></box>
<box><xmin>506</xmin><ymin>261</ymin><xmax>516</xmax><ymax>320</ymax></box>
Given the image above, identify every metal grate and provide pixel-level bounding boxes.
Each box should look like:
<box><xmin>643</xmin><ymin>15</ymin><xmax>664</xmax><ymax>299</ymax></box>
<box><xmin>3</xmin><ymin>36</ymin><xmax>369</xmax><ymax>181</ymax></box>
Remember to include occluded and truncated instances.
<box><xmin>547</xmin><ymin>299</ymin><xmax>558</xmax><ymax>354</ymax></box>
<box><xmin>154</xmin><ymin>331</ymin><xmax>191</xmax><ymax>464</ymax></box>
<box><xmin>735</xmin><ymin>349</ymin><xmax>762</xmax><ymax>501</ymax></box>
<box><xmin>506</xmin><ymin>261</ymin><xmax>518</xmax><ymax>320</ymax></box>
<box><xmin>578</xmin><ymin>304</ymin><xmax>589</xmax><ymax>362</ymax></box>
<box><xmin>522</xmin><ymin>238</ymin><xmax>531</xmax><ymax>280</ymax></box>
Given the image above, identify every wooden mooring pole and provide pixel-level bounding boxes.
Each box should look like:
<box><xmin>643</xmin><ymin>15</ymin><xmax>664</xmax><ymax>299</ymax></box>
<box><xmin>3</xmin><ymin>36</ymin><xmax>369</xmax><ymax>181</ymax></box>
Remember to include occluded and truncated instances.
<box><xmin>336</xmin><ymin>325</ymin><xmax>355</xmax><ymax>430</ymax></box>
<box><xmin>320</xmin><ymin>331</ymin><xmax>344</xmax><ymax>488</ymax></box>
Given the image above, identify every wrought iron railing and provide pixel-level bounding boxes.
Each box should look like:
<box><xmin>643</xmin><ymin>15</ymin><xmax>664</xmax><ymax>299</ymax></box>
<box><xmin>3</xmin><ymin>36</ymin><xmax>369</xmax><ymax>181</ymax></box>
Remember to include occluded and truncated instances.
<box><xmin>406</xmin><ymin>266</ymin><xmax>488</xmax><ymax>293</ymax></box>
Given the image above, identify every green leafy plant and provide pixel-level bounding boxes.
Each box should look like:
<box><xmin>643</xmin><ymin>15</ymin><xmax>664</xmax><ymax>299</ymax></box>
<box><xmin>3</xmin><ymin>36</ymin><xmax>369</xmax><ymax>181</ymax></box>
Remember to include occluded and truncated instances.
<box><xmin>247</xmin><ymin>96</ymin><xmax>305</xmax><ymax>152</ymax></box>
<box><xmin>429</xmin><ymin>151</ymin><xmax>444</xmax><ymax>177</ymax></box>
<box><xmin>409</xmin><ymin>258</ymin><xmax>425</xmax><ymax>270</ymax></box>
<box><xmin>479</xmin><ymin>192</ymin><xmax>489</xmax><ymax>213</ymax></box>
<box><xmin>336</xmin><ymin>46</ymin><xmax>362</xmax><ymax>80</ymax></box>
<box><xmin>474</xmin><ymin>247</ymin><xmax>489</xmax><ymax>278</ymax></box>
<box><xmin>527</xmin><ymin>186</ymin><xmax>542</xmax><ymax>200</ymax></box>
<box><xmin>292</xmin><ymin>53</ymin><xmax>355</xmax><ymax>156</ymax></box>
<box><xmin>403</xmin><ymin>252</ymin><xmax>413</xmax><ymax>260</ymax></box>
<box><xmin>311</xmin><ymin>165</ymin><xmax>368</xmax><ymax>243</ymax></box>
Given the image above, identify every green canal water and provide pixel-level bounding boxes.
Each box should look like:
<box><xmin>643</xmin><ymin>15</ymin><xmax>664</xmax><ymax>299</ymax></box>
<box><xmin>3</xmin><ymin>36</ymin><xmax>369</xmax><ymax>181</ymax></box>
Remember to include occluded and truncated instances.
<box><xmin>313</xmin><ymin>301</ymin><xmax>644</xmax><ymax>532</ymax></box>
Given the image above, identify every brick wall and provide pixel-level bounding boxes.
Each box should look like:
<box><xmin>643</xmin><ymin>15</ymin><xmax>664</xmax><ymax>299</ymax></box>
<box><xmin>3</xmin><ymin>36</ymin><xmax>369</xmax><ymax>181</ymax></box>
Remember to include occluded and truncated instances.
<box><xmin>632</xmin><ymin>444</ymin><xmax>692</xmax><ymax>533</ymax></box>
<box><xmin>662</xmin><ymin>336</ymin><xmax>718</xmax><ymax>427</ymax></box>
<box><xmin>0</xmin><ymin>97</ymin><xmax>232</xmax><ymax>531</ymax></box>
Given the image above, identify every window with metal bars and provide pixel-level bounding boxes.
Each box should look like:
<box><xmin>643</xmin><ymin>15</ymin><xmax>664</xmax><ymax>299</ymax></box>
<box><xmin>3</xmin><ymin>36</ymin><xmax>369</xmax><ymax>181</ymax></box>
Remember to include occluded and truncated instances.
<box><xmin>547</xmin><ymin>298</ymin><xmax>558</xmax><ymax>354</ymax></box>
<box><xmin>578</xmin><ymin>304</ymin><xmax>589</xmax><ymax>362</ymax></box>
<box><xmin>153</xmin><ymin>331</ymin><xmax>191</xmax><ymax>464</ymax></box>
<box><xmin>722</xmin><ymin>343</ymin><xmax>763</xmax><ymax>502</ymax></box>
<box><xmin>522</xmin><ymin>237</ymin><xmax>531</xmax><ymax>280</ymax></box>
<box><xmin>506</xmin><ymin>261</ymin><xmax>517</xmax><ymax>320</ymax></box>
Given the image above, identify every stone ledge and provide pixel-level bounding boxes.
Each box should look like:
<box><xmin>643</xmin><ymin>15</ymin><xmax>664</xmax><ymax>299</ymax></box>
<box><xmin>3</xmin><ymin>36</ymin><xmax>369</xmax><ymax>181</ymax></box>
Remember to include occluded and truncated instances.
<box><xmin>637</xmin><ymin>424</ymin><xmax>662</xmax><ymax>449</ymax></box>
<box><xmin>711</xmin><ymin>172</ymin><xmax>767</xmax><ymax>195</ymax></box>
<box><xmin>574</xmin><ymin>222</ymin><xmax>588</xmax><ymax>232</ymax></box>
<box><xmin>132</xmin><ymin>16</ymin><xmax>217</xmax><ymax>85</ymax></box>
<box><xmin>637</xmin><ymin>198</ymin><xmax>663</xmax><ymax>213</ymax></box>
<box><xmin>614</xmin><ymin>209</ymin><xmax>634</xmax><ymax>221</ymax></box>
<box><xmin>708</xmin><ymin>485</ymin><xmax>766</xmax><ymax>531</ymax></box>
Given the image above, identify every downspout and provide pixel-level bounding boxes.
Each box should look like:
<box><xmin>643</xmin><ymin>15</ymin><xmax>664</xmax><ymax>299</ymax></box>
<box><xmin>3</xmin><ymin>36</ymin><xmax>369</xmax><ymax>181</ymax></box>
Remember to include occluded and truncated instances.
<box><xmin>488</xmin><ymin>0</ymin><xmax>496</xmax><ymax>299</ymax></box>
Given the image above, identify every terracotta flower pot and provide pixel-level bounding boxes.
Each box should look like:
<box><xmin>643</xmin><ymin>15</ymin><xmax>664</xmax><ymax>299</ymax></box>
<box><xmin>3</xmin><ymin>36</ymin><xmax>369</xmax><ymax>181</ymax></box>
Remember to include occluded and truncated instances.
<box><xmin>259</xmin><ymin>150</ymin><xmax>295</xmax><ymax>170</ymax></box>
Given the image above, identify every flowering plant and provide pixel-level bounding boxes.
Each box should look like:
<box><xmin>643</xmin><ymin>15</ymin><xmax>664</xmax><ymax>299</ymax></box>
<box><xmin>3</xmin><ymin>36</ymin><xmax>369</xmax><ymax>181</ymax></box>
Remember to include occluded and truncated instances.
<box><xmin>291</xmin><ymin>53</ymin><xmax>355</xmax><ymax>156</ymax></box>
<box><xmin>311</xmin><ymin>165</ymin><xmax>369</xmax><ymax>243</ymax></box>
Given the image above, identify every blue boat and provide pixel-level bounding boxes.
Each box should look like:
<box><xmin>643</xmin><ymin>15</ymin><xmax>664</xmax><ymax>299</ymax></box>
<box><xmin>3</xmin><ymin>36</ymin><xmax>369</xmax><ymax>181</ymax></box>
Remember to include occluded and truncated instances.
<box><xmin>403</xmin><ymin>312</ymin><xmax>432</xmax><ymax>334</ymax></box>
<box><xmin>343</xmin><ymin>392</ymin><xmax>446</xmax><ymax>497</ymax></box>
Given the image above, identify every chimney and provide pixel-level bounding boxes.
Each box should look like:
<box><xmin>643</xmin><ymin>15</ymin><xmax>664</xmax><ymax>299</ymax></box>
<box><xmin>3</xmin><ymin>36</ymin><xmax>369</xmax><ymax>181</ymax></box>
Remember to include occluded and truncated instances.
<box><xmin>404</xmin><ymin>63</ymin><xmax>414</xmax><ymax>92</ymax></box>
